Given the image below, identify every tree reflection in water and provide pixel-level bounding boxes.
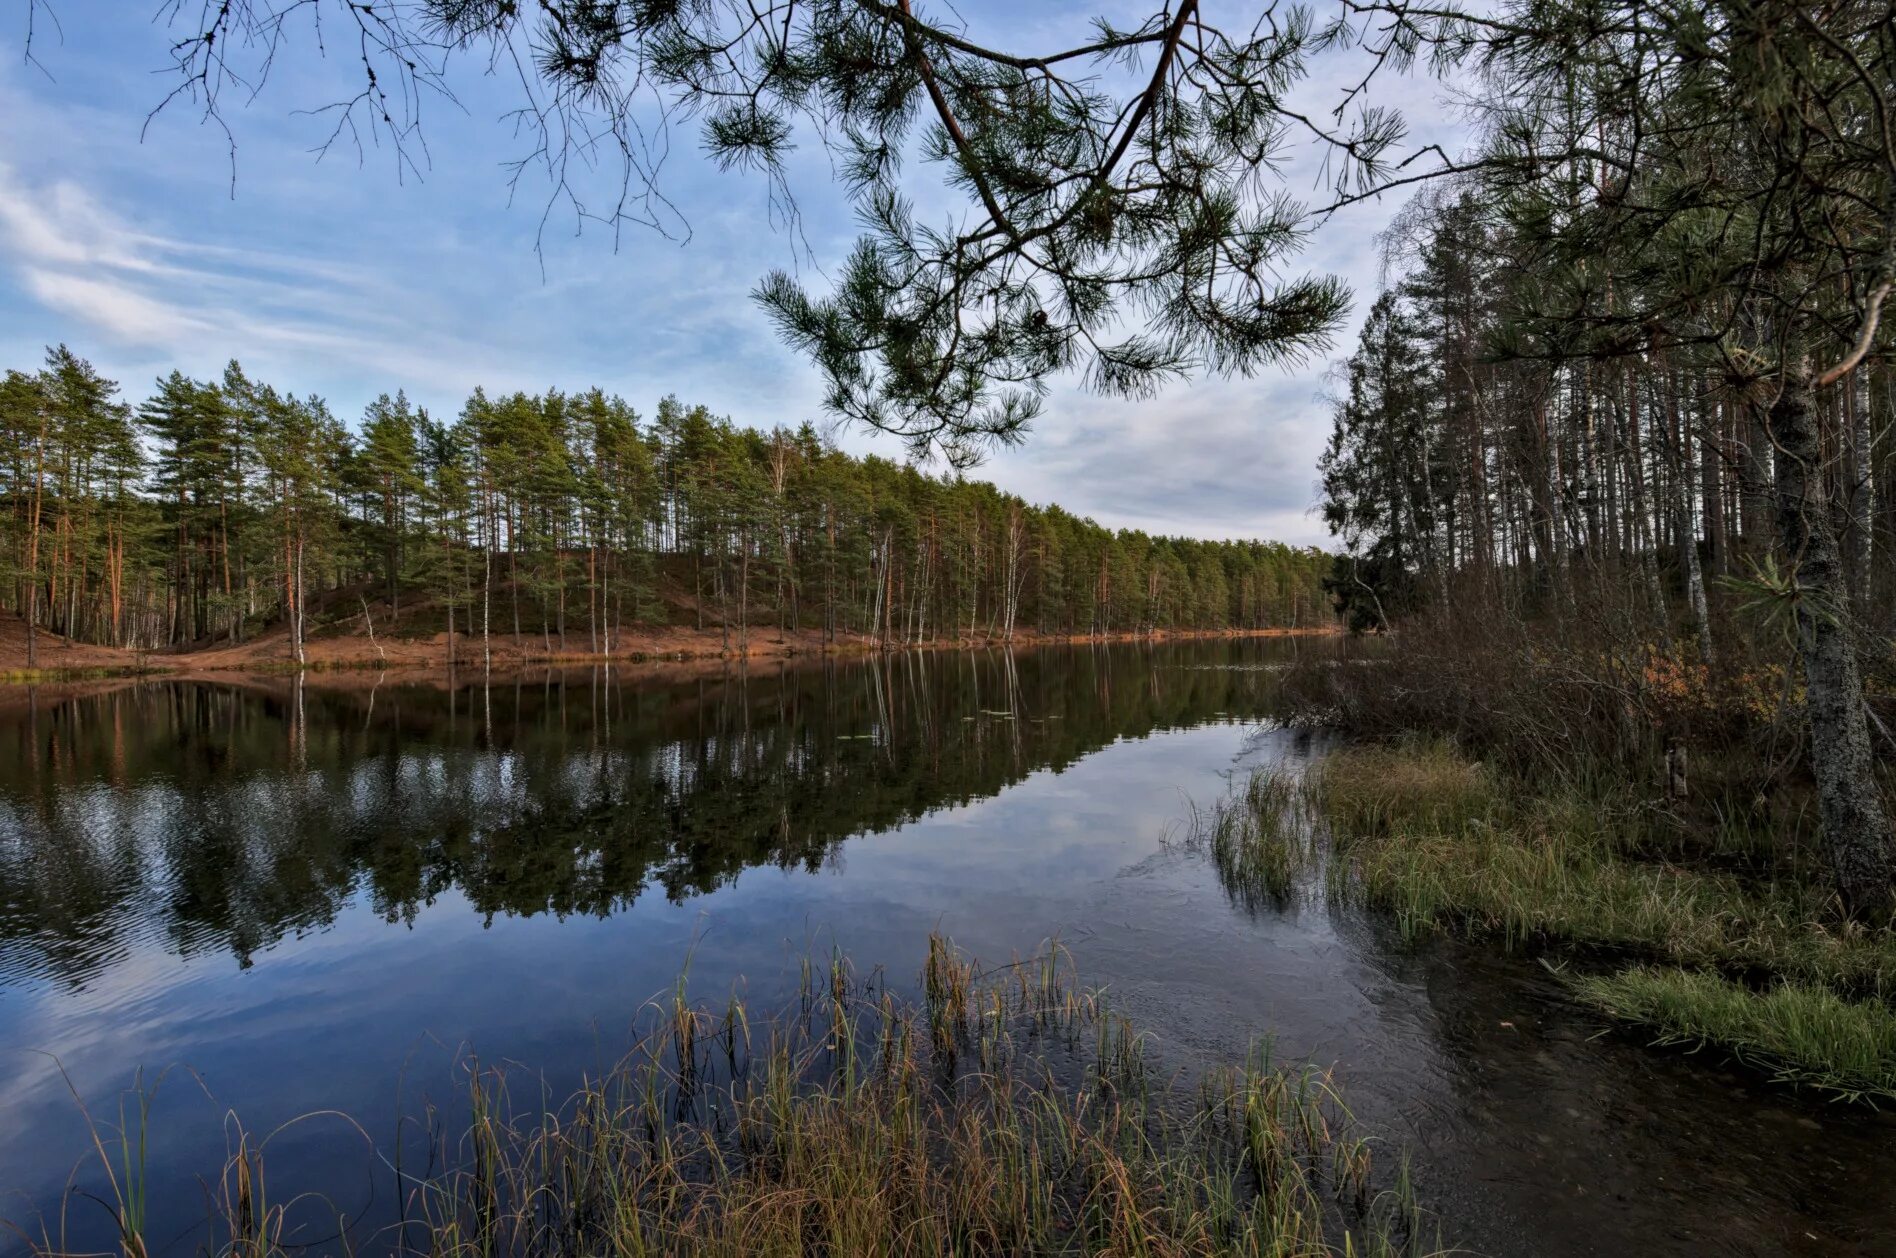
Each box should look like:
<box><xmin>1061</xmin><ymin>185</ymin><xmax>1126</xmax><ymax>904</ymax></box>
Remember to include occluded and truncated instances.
<box><xmin>0</xmin><ymin>640</ymin><xmax>1326</xmax><ymax>986</ymax></box>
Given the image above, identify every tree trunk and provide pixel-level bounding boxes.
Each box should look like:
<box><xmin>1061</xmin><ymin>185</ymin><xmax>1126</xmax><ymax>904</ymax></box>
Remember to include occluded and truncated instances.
<box><xmin>24</xmin><ymin>417</ymin><xmax>46</xmax><ymax>670</ymax></box>
<box><xmin>1702</xmin><ymin>382</ymin><xmax>1728</xmax><ymax>578</ymax></box>
<box><xmin>1668</xmin><ymin>372</ymin><xmax>1712</xmax><ymax>663</ymax></box>
<box><xmin>444</xmin><ymin>528</ymin><xmax>457</xmax><ymax>666</ymax></box>
<box><xmin>1742</xmin><ymin>400</ymin><xmax>1774</xmax><ymax>557</ymax></box>
<box><xmin>482</xmin><ymin>504</ymin><xmax>493</xmax><ymax>670</ymax></box>
<box><xmin>1771</xmin><ymin>373</ymin><xmax>1893</xmax><ymax>919</ymax></box>
<box><xmin>1846</xmin><ymin>367</ymin><xmax>1875</xmax><ymax>611</ymax></box>
<box><xmin>292</xmin><ymin>528</ymin><xmax>307</xmax><ymax>667</ymax></box>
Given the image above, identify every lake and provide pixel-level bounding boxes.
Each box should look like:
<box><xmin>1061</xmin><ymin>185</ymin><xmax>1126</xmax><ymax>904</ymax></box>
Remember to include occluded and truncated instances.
<box><xmin>0</xmin><ymin>639</ymin><xmax>1891</xmax><ymax>1255</ymax></box>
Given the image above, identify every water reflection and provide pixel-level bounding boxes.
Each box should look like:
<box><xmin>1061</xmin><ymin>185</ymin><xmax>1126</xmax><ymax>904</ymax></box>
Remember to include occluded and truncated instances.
<box><xmin>0</xmin><ymin>642</ymin><xmax>1309</xmax><ymax>988</ymax></box>
<box><xmin>2</xmin><ymin>639</ymin><xmax>1893</xmax><ymax>1258</ymax></box>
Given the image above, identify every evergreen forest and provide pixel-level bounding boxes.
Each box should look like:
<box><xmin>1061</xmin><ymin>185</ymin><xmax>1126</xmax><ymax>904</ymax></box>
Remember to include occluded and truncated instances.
<box><xmin>0</xmin><ymin>348</ymin><xmax>1330</xmax><ymax>664</ymax></box>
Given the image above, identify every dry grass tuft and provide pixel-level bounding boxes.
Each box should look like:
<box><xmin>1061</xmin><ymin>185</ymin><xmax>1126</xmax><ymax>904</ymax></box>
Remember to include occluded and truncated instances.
<box><xmin>20</xmin><ymin>935</ymin><xmax>1439</xmax><ymax>1258</ymax></box>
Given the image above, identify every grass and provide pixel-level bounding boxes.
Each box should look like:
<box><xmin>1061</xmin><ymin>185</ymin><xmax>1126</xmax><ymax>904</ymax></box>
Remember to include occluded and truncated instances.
<box><xmin>1178</xmin><ymin>770</ymin><xmax>1316</xmax><ymax>911</ymax></box>
<box><xmin>1302</xmin><ymin>742</ymin><xmax>1896</xmax><ymax>998</ymax></box>
<box><xmin>1187</xmin><ymin>740</ymin><xmax>1896</xmax><ymax>1103</ymax></box>
<box><xmin>0</xmin><ymin>665</ymin><xmax>167</xmax><ymax>683</ymax></box>
<box><xmin>20</xmin><ymin>934</ymin><xmax>1439</xmax><ymax>1258</ymax></box>
<box><xmin>1573</xmin><ymin>966</ymin><xmax>1896</xmax><ymax>1103</ymax></box>
<box><xmin>1302</xmin><ymin>743</ymin><xmax>1493</xmax><ymax>842</ymax></box>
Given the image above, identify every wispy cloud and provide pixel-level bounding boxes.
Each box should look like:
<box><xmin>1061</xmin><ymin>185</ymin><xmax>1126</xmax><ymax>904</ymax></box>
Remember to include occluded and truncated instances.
<box><xmin>0</xmin><ymin>7</ymin><xmax>1475</xmax><ymax>546</ymax></box>
<box><xmin>0</xmin><ymin>155</ymin><xmax>531</xmax><ymax>396</ymax></box>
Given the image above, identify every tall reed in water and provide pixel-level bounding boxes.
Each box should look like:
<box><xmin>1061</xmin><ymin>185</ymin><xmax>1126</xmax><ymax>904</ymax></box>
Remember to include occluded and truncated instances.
<box><xmin>22</xmin><ymin>935</ymin><xmax>1436</xmax><ymax>1258</ymax></box>
<box><xmin>1178</xmin><ymin>766</ymin><xmax>1317</xmax><ymax>911</ymax></box>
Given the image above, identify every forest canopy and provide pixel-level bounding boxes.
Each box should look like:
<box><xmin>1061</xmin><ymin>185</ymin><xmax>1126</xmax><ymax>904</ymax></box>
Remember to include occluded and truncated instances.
<box><xmin>0</xmin><ymin>346</ymin><xmax>1331</xmax><ymax>664</ymax></box>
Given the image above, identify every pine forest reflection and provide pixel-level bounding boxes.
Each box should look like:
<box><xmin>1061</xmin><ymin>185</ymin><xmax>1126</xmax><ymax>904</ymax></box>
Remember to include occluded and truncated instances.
<box><xmin>0</xmin><ymin>640</ymin><xmax>1318</xmax><ymax>989</ymax></box>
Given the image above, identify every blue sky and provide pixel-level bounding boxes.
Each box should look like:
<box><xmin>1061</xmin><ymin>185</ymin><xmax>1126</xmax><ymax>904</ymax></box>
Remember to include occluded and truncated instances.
<box><xmin>0</xmin><ymin>3</ymin><xmax>1468</xmax><ymax>545</ymax></box>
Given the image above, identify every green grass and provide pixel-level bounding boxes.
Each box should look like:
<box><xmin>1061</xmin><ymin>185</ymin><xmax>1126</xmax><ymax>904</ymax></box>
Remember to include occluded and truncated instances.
<box><xmin>1263</xmin><ymin>739</ymin><xmax>1896</xmax><ymax>1103</ymax></box>
<box><xmin>1573</xmin><ymin>966</ymin><xmax>1896</xmax><ymax>1103</ymax></box>
<box><xmin>1303</xmin><ymin>742</ymin><xmax>1896</xmax><ymax>997</ymax></box>
<box><xmin>1303</xmin><ymin>741</ymin><xmax>1494</xmax><ymax>841</ymax></box>
<box><xmin>1180</xmin><ymin>769</ymin><xmax>1316</xmax><ymax>910</ymax></box>
<box><xmin>21</xmin><ymin>935</ymin><xmax>1439</xmax><ymax>1258</ymax></box>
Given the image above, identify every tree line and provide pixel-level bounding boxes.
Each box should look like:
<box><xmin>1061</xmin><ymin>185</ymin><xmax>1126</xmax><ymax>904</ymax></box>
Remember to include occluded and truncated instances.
<box><xmin>1317</xmin><ymin>1</ymin><xmax>1896</xmax><ymax>916</ymax></box>
<box><xmin>0</xmin><ymin>348</ymin><xmax>1330</xmax><ymax>665</ymax></box>
<box><xmin>1322</xmin><ymin>193</ymin><xmax>1895</xmax><ymax>642</ymax></box>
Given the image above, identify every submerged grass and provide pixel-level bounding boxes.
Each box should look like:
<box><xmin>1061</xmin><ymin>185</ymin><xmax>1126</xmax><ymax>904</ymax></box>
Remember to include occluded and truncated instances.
<box><xmin>1180</xmin><ymin>770</ymin><xmax>1318</xmax><ymax>911</ymax></box>
<box><xmin>22</xmin><ymin>934</ymin><xmax>1438</xmax><ymax>1258</ymax></box>
<box><xmin>1304</xmin><ymin>742</ymin><xmax>1896</xmax><ymax>998</ymax></box>
<box><xmin>1573</xmin><ymin>967</ymin><xmax>1896</xmax><ymax>1103</ymax></box>
<box><xmin>1188</xmin><ymin>740</ymin><xmax>1896</xmax><ymax>1102</ymax></box>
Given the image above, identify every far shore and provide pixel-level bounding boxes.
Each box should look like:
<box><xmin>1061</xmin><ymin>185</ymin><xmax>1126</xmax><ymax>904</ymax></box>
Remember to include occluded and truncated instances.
<box><xmin>0</xmin><ymin>619</ymin><xmax>1340</xmax><ymax>686</ymax></box>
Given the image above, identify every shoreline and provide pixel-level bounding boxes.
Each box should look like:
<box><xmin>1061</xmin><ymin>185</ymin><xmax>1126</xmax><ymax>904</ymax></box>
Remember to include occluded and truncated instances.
<box><xmin>0</xmin><ymin>622</ymin><xmax>1340</xmax><ymax>686</ymax></box>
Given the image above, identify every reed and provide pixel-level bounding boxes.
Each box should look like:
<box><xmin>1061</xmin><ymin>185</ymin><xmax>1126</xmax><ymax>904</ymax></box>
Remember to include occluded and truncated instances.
<box><xmin>1179</xmin><ymin>767</ymin><xmax>1317</xmax><ymax>911</ymax></box>
<box><xmin>22</xmin><ymin>935</ymin><xmax>1436</xmax><ymax>1258</ymax></box>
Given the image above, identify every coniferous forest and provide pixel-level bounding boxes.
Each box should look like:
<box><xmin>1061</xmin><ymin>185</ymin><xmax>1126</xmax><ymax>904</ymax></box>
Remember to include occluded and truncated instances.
<box><xmin>1312</xmin><ymin>8</ymin><xmax>1896</xmax><ymax>920</ymax></box>
<box><xmin>7</xmin><ymin>3</ymin><xmax>1896</xmax><ymax>1256</ymax></box>
<box><xmin>1322</xmin><ymin>195</ymin><xmax>1895</xmax><ymax>647</ymax></box>
<box><xmin>0</xmin><ymin>348</ymin><xmax>1329</xmax><ymax>664</ymax></box>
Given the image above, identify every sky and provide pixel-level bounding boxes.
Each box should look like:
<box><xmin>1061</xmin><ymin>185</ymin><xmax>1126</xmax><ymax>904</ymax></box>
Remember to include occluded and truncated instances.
<box><xmin>0</xmin><ymin>3</ymin><xmax>1471</xmax><ymax>546</ymax></box>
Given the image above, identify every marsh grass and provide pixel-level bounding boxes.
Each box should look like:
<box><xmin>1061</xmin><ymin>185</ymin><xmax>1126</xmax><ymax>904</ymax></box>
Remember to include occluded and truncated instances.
<box><xmin>1301</xmin><ymin>742</ymin><xmax>1493</xmax><ymax>843</ymax></box>
<box><xmin>1573</xmin><ymin>967</ymin><xmax>1896</xmax><ymax>1103</ymax></box>
<box><xmin>21</xmin><ymin>935</ymin><xmax>1437</xmax><ymax>1258</ymax></box>
<box><xmin>1219</xmin><ymin>739</ymin><xmax>1896</xmax><ymax>1102</ymax></box>
<box><xmin>1178</xmin><ymin>768</ymin><xmax>1319</xmax><ymax>911</ymax></box>
<box><xmin>1301</xmin><ymin>742</ymin><xmax>1896</xmax><ymax>997</ymax></box>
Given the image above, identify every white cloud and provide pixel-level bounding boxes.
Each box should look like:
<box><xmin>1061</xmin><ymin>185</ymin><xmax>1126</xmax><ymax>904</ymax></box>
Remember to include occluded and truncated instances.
<box><xmin>0</xmin><ymin>6</ymin><xmax>1478</xmax><ymax>547</ymax></box>
<box><xmin>22</xmin><ymin>266</ymin><xmax>212</xmax><ymax>341</ymax></box>
<box><xmin>0</xmin><ymin>156</ymin><xmax>508</xmax><ymax>394</ymax></box>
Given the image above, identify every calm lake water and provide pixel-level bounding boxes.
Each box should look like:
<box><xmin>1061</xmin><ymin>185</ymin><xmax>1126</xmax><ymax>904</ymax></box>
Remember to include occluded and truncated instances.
<box><xmin>1</xmin><ymin>639</ymin><xmax>1891</xmax><ymax>1255</ymax></box>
